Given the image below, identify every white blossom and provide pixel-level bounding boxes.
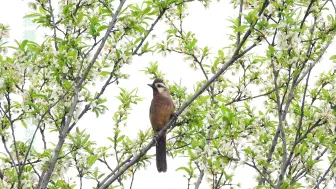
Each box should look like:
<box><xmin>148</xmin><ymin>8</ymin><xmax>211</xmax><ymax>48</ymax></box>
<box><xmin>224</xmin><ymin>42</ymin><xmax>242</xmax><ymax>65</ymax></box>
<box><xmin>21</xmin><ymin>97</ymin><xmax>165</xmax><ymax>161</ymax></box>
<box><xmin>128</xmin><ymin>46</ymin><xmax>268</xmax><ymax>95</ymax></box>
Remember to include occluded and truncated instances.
<box><xmin>0</xmin><ymin>25</ymin><xmax>9</xmax><ymax>38</ymax></box>
<box><xmin>62</xmin><ymin>66</ymin><xmax>69</xmax><ymax>74</ymax></box>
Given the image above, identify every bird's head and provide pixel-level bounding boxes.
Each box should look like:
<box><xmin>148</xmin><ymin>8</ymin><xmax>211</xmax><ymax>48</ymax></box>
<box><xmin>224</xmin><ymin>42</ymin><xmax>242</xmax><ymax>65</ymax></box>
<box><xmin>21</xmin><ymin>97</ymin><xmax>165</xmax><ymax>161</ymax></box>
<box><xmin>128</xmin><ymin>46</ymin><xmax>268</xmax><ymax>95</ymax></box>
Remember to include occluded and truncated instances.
<box><xmin>148</xmin><ymin>78</ymin><xmax>168</xmax><ymax>94</ymax></box>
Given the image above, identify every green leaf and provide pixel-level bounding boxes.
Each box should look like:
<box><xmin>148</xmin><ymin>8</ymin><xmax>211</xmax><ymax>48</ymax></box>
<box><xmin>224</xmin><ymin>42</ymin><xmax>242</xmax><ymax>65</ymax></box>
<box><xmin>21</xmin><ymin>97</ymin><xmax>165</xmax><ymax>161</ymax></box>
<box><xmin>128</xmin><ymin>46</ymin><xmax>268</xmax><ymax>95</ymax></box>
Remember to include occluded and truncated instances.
<box><xmin>176</xmin><ymin>166</ymin><xmax>191</xmax><ymax>175</ymax></box>
<box><xmin>87</xmin><ymin>155</ymin><xmax>98</xmax><ymax>166</ymax></box>
<box><xmin>143</xmin><ymin>7</ymin><xmax>151</xmax><ymax>14</ymax></box>
<box><xmin>21</xmin><ymin>120</ymin><xmax>28</xmax><ymax>129</ymax></box>
<box><xmin>235</xmin><ymin>25</ymin><xmax>248</xmax><ymax>33</ymax></box>
<box><xmin>268</xmin><ymin>45</ymin><xmax>275</xmax><ymax>54</ymax></box>
<box><xmin>329</xmin><ymin>55</ymin><xmax>336</xmax><ymax>60</ymax></box>
<box><xmin>20</xmin><ymin>40</ymin><xmax>28</xmax><ymax>50</ymax></box>
<box><xmin>141</xmin><ymin>41</ymin><xmax>149</xmax><ymax>53</ymax></box>
<box><xmin>97</xmin><ymin>25</ymin><xmax>109</xmax><ymax>32</ymax></box>
<box><xmin>189</xmin><ymin>39</ymin><xmax>197</xmax><ymax>49</ymax></box>
<box><xmin>63</xmin><ymin>80</ymin><xmax>71</xmax><ymax>90</ymax></box>
<box><xmin>31</xmin><ymin>93</ymin><xmax>48</xmax><ymax>100</ymax></box>
<box><xmin>218</xmin><ymin>50</ymin><xmax>224</xmax><ymax>57</ymax></box>
<box><xmin>117</xmin><ymin>135</ymin><xmax>125</xmax><ymax>143</ymax></box>
<box><xmin>89</xmin><ymin>23</ymin><xmax>97</xmax><ymax>36</ymax></box>
<box><xmin>107</xmin><ymin>137</ymin><xmax>114</xmax><ymax>143</ymax></box>
<box><xmin>202</xmin><ymin>46</ymin><xmax>209</xmax><ymax>57</ymax></box>
<box><xmin>23</xmin><ymin>13</ymin><xmax>40</xmax><ymax>19</ymax></box>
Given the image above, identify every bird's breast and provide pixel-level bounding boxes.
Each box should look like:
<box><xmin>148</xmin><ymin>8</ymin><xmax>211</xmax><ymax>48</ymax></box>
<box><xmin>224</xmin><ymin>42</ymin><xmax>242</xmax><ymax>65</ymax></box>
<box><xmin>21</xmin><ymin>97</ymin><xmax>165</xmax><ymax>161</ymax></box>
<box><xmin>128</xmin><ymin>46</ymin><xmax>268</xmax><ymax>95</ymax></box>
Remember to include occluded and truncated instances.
<box><xmin>150</xmin><ymin>96</ymin><xmax>175</xmax><ymax>130</ymax></box>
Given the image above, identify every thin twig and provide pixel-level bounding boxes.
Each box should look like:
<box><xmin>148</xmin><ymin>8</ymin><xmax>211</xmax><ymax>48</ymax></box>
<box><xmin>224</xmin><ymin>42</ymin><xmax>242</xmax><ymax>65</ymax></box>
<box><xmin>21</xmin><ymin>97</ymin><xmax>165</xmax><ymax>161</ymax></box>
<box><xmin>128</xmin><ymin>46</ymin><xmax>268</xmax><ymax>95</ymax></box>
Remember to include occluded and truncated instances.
<box><xmin>48</xmin><ymin>0</ymin><xmax>58</xmax><ymax>50</ymax></box>
<box><xmin>38</xmin><ymin>1</ymin><xmax>127</xmax><ymax>188</ymax></box>
<box><xmin>313</xmin><ymin>157</ymin><xmax>336</xmax><ymax>189</ymax></box>
<box><xmin>236</xmin><ymin>0</ymin><xmax>244</xmax><ymax>46</ymax></box>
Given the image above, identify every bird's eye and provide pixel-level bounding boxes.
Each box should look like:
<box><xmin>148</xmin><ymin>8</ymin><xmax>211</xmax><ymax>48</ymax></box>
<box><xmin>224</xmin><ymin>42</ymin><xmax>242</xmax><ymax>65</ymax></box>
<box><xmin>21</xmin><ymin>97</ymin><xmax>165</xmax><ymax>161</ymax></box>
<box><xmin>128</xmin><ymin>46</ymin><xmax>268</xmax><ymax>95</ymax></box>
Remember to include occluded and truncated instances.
<box><xmin>157</xmin><ymin>84</ymin><xmax>165</xmax><ymax>88</ymax></box>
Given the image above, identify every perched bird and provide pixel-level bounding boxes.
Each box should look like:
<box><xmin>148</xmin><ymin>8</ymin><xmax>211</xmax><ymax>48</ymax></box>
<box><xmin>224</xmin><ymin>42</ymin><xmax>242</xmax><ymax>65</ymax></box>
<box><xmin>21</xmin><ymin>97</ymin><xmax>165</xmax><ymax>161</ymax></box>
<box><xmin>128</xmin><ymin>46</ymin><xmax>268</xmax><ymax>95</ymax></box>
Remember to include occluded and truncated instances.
<box><xmin>148</xmin><ymin>78</ymin><xmax>175</xmax><ymax>172</ymax></box>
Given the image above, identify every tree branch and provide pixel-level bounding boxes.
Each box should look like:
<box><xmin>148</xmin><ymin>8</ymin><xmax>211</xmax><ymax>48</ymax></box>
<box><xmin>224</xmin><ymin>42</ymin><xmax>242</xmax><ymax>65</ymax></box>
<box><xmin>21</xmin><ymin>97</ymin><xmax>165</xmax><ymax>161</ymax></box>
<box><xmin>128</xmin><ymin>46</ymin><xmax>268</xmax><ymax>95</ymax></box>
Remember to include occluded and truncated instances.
<box><xmin>133</xmin><ymin>8</ymin><xmax>167</xmax><ymax>55</ymax></box>
<box><xmin>236</xmin><ymin>0</ymin><xmax>244</xmax><ymax>47</ymax></box>
<box><xmin>313</xmin><ymin>157</ymin><xmax>336</xmax><ymax>189</ymax></box>
<box><xmin>48</xmin><ymin>0</ymin><xmax>58</xmax><ymax>50</ymax></box>
<box><xmin>194</xmin><ymin>169</ymin><xmax>204</xmax><ymax>189</ymax></box>
<box><xmin>38</xmin><ymin>2</ymin><xmax>127</xmax><ymax>188</ymax></box>
<box><xmin>98</xmin><ymin>15</ymin><xmax>263</xmax><ymax>186</ymax></box>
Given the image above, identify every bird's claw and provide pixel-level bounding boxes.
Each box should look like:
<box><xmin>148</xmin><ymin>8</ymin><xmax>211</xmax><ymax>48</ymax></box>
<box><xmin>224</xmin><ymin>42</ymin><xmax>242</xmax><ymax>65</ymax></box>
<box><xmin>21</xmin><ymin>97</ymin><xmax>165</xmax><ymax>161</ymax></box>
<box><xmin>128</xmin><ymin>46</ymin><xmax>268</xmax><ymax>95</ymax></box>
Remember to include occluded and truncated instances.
<box><xmin>153</xmin><ymin>134</ymin><xmax>159</xmax><ymax>145</ymax></box>
<box><xmin>170</xmin><ymin>112</ymin><xmax>178</xmax><ymax>120</ymax></box>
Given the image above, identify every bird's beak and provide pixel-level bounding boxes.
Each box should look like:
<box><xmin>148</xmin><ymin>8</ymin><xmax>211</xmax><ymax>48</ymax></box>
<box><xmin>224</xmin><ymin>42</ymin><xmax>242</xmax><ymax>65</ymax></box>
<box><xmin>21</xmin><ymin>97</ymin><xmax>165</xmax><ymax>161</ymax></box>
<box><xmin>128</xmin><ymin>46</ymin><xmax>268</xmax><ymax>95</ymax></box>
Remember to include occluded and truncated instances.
<box><xmin>147</xmin><ymin>84</ymin><xmax>154</xmax><ymax>88</ymax></box>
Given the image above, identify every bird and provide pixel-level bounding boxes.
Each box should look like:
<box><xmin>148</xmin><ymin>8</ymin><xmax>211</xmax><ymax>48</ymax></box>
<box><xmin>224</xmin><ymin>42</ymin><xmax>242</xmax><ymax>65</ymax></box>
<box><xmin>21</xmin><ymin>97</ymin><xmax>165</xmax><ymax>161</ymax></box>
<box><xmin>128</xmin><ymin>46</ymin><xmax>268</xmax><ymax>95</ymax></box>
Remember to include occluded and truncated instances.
<box><xmin>148</xmin><ymin>78</ymin><xmax>175</xmax><ymax>172</ymax></box>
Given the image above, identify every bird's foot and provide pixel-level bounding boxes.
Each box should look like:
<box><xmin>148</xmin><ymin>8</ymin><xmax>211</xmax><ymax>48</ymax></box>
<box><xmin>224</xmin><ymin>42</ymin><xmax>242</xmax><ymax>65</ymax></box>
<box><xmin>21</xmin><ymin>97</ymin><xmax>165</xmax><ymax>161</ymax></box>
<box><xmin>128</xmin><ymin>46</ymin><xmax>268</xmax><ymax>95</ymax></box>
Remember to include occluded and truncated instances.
<box><xmin>153</xmin><ymin>134</ymin><xmax>159</xmax><ymax>145</ymax></box>
<box><xmin>170</xmin><ymin>112</ymin><xmax>178</xmax><ymax>120</ymax></box>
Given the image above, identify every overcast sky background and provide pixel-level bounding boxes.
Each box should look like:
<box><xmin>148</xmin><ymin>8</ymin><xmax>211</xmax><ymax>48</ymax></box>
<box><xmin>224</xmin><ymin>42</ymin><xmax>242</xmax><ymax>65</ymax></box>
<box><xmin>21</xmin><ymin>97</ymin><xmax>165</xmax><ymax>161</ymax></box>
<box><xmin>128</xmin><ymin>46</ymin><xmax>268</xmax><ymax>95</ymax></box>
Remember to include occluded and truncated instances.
<box><xmin>0</xmin><ymin>0</ymin><xmax>335</xmax><ymax>188</ymax></box>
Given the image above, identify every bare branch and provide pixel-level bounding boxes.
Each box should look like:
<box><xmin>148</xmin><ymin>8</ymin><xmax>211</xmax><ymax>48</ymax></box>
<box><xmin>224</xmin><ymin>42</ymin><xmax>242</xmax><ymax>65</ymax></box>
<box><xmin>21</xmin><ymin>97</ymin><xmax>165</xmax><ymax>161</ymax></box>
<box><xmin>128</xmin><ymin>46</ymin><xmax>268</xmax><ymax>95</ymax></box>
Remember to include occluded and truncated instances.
<box><xmin>77</xmin><ymin>0</ymin><xmax>126</xmax><ymax>88</ymax></box>
<box><xmin>1</xmin><ymin>135</ymin><xmax>19</xmax><ymax>174</ymax></box>
<box><xmin>194</xmin><ymin>170</ymin><xmax>204</xmax><ymax>189</ymax></box>
<box><xmin>275</xmin><ymin>66</ymin><xmax>312</xmax><ymax>188</ymax></box>
<box><xmin>313</xmin><ymin>157</ymin><xmax>336</xmax><ymax>189</ymax></box>
<box><xmin>259</xmin><ymin>20</ymin><xmax>332</xmax><ymax>187</ymax></box>
<box><xmin>48</xmin><ymin>0</ymin><xmax>58</xmax><ymax>50</ymax></box>
<box><xmin>38</xmin><ymin>1</ymin><xmax>127</xmax><ymax>188</ymax></box>
<box><xmin>133</xmin><ymin>8</ymin><xmax>167</xmax><ymax>55</ymax></box>
<box><xmin>236</xmin><ymin>0</ymin><xmax>244</xmax><ymax>46</ymax></box>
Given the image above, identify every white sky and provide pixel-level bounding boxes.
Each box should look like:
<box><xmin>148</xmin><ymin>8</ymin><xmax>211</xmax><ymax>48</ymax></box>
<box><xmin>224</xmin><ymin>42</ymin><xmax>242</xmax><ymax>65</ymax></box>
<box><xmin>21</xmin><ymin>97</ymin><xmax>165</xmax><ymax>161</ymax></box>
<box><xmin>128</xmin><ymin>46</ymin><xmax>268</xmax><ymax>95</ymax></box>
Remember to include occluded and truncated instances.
<box><xmin>0</xmin><ymin>0</ymin><xmax>335</xmax><ymax>189</ymax></box>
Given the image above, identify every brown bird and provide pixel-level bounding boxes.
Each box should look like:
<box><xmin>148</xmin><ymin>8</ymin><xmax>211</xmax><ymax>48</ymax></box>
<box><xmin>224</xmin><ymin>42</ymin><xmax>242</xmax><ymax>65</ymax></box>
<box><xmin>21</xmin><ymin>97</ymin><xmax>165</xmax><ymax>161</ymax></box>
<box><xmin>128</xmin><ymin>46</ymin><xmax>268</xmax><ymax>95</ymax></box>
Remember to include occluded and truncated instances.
<box><xmin>148</xmin><ymin>78</ymin><xmax>175</xmax><ymax>172</ymax></box>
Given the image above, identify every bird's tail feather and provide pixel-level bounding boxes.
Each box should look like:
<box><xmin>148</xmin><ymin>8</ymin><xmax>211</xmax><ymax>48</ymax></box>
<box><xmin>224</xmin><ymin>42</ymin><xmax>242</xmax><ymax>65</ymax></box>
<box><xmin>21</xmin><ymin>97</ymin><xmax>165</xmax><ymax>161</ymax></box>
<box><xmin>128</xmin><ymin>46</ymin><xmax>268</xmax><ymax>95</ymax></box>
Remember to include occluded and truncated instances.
<box><xmin>156</xmin><ymin>135</ymin><xmax>167</xmax><ymax>172</ymax></box>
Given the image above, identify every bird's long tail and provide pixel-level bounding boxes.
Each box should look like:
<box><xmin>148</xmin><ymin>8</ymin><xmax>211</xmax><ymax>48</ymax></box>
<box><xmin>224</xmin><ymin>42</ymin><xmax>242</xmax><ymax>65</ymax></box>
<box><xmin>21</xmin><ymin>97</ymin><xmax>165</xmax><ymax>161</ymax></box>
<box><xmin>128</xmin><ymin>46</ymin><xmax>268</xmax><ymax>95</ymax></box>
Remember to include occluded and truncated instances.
<box><xmin>156</xmin><ymin>134</ymin><xmax>167</xmax><ymax>172</ymax></box>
